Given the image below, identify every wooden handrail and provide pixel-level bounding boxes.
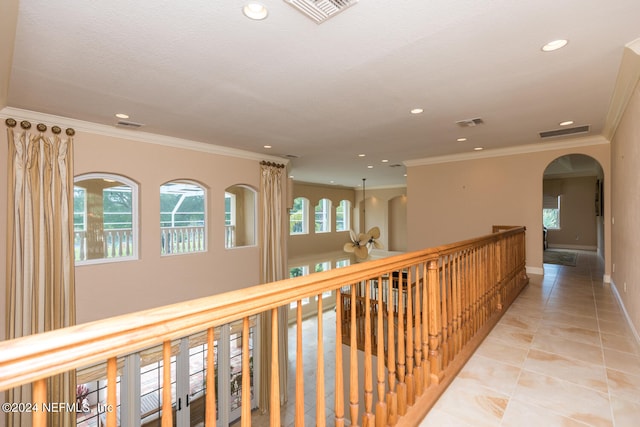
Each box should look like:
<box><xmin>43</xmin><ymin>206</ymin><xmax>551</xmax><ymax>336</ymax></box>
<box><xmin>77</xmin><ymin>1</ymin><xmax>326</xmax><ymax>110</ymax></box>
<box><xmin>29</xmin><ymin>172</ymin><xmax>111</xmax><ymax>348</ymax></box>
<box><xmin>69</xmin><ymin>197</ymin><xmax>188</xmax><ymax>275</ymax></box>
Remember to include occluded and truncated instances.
<box><xmin>0</xmin><ymin>226</ymin><xmax>528</xmax><ymax>427</ymax></box>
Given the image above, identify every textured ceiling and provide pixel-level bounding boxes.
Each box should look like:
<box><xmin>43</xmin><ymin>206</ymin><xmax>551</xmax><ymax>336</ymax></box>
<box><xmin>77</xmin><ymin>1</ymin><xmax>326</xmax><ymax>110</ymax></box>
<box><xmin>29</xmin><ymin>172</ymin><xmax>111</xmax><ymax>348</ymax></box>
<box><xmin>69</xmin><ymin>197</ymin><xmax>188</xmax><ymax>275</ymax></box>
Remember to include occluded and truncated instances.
<box><xmin>5</xmin><ymin>0</ymin><xmax>640</xmax><ymax>187</ymax></box>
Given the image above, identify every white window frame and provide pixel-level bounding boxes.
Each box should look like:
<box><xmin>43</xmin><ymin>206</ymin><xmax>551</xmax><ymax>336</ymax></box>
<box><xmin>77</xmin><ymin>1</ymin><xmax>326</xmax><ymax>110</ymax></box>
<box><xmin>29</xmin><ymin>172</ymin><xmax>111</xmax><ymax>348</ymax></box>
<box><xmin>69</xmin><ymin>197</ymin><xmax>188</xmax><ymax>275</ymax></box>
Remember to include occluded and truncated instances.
<box><xmin>290</xmin><ymin>197</ymin><xmax>309</xmax><ymax>235</ymax></box>
<box><xmin>315</xmin><ymin>198</ymin><xmax>331</xmax><ymax>233</ymax></box>
<box><xmin>336</xmin><ymin>199</ymin><xmax>351</xmax><ymax>232</ymax></box>
<box><xmin>160</xmin><ymin>180</ymin><xmax>207</xmax><ymax>256</ymax></box>
<box><xmin>543</xmin><ymin>195</ymin><xmax>561</xmax><ymax>230</ymax></box>
<box><xmin>74</xmin><ymin>173</ymin><xmax>139</xmax><ymax>265</ymax></box>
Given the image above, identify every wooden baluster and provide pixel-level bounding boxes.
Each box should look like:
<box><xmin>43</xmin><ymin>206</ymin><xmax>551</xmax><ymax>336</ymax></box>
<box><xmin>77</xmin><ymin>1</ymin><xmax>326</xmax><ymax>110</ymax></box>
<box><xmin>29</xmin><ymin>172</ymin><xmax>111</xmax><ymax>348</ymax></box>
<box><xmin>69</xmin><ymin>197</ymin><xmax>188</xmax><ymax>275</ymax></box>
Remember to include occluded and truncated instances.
<box><xmin>242</xmin><ymin>316</ymin><xmax>254</xmax><ymax>427</ymax></box>
<box><xmin>441</xmin><ymin>257</ymin><xmax>450</xmax><ymax>368</ymax></box>
<box><xmin>452</xmin><ymin>253</ymin><xmax>461</xmax><ymax>360</ymax></box>
<box><xmin>405</xmin><ymin>267</ymin><xmax>415</xmax><ymax>407</ymax></box>
<box><xmin>375</xmin><ymin>276</ymin><xmax>387</xmax><ymax>427</ymax></box>
<box><xmin>317</xmin><ymin>296</ymin><xmax>326</xmax><ymax>427</ymax></box>
<box><xmin>363</xmin><ymin>280</ymin><xmax>374</xmax><ymax>426</ymax></box>
<box><xmin>32</xmin><ymin>378</ymin><xmax>46</xmax><ymax>427</ymax></box>
<box><xmin>387</xmin><ymin>273</ymin><xmax>398</xmax><ymax>425</ymax></box>
<box><xmin>162</xmin><ymin>342</ymin><xmax>172</xmax><ymax>427</ymax></box>
<box><xmin>421</xmin><ymin>262</ymin><xmax>430</xmax><ymax>391</ymax></box>
<box><xmin>296</xmin><ymin>300</ymin><xmax>305</xmax><ymax>426</ymax></box>
<box><xmin>206</xmin><ymin>327</ymin><xmax>216</xmax><ymax>426</ymax></box>
<box><xmin>427</xmin><ymin>260</ymin><xmax>444</xmax><ymax>384</ymax></box>
<box><xmin>414</xmin><ymin>265</ymin><xmax>424</xmax><ymax>397</ymax></box>
<box><xmin>396</xmin><ymin>272</ymin><xmax>407</xmax><ymax>416</ymax></box>
<box><xmin>335</xmin><ymin>291</ymin><xmax>345</xmax><ymax>427</ymax></box>
<box><xmin>269</xmin><ymin>309</ymin><xmax>280</xmax><ymax>427</ymax></box>
<box><xmin>349</xmin><ymin>285</ymin><xmax>359</xmax><ymax>427</ymax></box>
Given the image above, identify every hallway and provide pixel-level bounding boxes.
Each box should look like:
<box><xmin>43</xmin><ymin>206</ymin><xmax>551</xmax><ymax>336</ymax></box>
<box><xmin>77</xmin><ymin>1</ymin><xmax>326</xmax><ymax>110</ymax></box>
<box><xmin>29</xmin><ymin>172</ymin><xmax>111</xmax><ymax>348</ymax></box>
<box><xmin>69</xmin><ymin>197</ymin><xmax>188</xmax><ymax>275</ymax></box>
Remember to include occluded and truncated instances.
<box><xmin>420</xmin><ymin>250</ymin><xmax>640</xmax><ymax>426</ymax></box>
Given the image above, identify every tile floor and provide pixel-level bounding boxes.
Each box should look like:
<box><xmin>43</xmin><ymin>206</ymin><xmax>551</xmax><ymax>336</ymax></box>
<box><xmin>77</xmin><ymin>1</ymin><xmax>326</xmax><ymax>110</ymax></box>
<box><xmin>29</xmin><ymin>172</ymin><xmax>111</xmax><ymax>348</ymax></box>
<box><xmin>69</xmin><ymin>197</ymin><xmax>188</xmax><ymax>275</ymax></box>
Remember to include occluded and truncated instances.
<box><xmin>421</xmin><ymin>250</ymin><xmax>640</xmax><ymax>427</ymax></box>
<box><xmin>244</xmin><ymin>250</ymin><xmax>640</xmax><ymax>426</ymax></box>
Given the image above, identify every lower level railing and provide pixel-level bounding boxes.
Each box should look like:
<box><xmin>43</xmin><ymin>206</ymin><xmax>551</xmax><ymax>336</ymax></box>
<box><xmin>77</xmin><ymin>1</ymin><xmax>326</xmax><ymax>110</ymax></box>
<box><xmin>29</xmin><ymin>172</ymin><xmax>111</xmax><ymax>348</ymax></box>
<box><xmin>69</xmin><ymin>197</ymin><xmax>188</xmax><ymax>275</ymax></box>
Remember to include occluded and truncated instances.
<box><xmin>0</xmin><ymin>226</ymin><xmax>528</xmax><ymax>426</ymax></box>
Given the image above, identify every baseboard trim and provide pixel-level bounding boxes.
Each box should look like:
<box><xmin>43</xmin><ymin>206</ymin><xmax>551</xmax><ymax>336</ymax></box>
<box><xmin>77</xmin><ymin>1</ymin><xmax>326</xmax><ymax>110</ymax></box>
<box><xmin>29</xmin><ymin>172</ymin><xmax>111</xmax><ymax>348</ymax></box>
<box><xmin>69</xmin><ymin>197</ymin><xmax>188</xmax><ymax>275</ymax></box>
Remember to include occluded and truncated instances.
<box><xmin>610</xmin><ymin>279</ymin><xmax>640</xmax><ymax>346</ymax></box>
<box><xmin>526</xmin><ymin>266</ymin><xmax>544</xmax><ymax>275</ymax></box>
<box><xmin>547</xmin><ymin>244</ymin><xmax>597</xmax><ymax>251</ymax></box>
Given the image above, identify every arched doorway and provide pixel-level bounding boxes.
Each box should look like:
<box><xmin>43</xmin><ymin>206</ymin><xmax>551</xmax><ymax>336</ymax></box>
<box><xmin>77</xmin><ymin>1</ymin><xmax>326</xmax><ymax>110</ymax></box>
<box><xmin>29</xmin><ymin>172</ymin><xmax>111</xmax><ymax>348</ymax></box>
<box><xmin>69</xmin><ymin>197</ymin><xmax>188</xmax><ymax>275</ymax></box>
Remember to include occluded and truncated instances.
<box><xmin>542</xmin><ymin>154</ymin><xmax>605</xmax><ymax>261</ymax></box>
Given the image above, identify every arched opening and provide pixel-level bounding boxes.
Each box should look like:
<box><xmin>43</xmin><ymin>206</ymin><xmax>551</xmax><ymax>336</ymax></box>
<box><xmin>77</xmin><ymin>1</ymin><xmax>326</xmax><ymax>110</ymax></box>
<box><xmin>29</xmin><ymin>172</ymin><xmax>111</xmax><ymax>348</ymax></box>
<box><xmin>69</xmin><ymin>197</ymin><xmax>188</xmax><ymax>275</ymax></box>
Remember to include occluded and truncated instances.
<box><xmin>542</xmin><ymin>154</ymin><xmax>605</xmax><ymax>264</ymax></box>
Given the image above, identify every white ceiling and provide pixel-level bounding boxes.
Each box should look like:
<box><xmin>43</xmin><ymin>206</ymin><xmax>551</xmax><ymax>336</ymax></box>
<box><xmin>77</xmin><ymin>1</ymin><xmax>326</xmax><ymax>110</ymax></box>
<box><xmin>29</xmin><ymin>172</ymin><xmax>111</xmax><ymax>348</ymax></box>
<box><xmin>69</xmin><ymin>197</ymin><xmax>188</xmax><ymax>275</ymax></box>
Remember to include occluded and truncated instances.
<box><xmin>5</xmin><ymin>0</ymin><xmax>640</xmax><ymax>188</ymax></box>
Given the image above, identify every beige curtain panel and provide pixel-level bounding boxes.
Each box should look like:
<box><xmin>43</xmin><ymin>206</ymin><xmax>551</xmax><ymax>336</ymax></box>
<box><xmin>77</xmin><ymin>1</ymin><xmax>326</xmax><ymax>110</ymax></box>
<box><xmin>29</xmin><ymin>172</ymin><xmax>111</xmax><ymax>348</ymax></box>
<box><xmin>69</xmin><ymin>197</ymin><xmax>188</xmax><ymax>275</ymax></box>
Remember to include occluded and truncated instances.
<box><xmin>258</xmin><ymin>161</ymin><xmax>289</xmax><ymax>413</ymax></box>
<box><xmin>5</xmin><ymin>118</ymin><xmax>77</xmax><ymax>427</ymax></box>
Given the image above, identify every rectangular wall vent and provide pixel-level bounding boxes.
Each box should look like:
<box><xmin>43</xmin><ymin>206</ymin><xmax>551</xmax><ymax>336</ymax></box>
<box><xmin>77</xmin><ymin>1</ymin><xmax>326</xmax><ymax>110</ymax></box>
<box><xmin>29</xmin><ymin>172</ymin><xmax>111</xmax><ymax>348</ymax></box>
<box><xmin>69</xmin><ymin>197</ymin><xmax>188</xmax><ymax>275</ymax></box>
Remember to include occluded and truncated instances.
<box><xmin>539</xmin><ymin>125</ymin><xmax>590</xmax><ymax>139</ymax></box>
<box><xmin>456</xmin><ymin>118</ymin><xmax>484</xmax><ymax>127</ymax></box>
<box><xmin>284</xmin><ymin>0</ymin><xmax>358</xmax><ymax>24</ymax></box>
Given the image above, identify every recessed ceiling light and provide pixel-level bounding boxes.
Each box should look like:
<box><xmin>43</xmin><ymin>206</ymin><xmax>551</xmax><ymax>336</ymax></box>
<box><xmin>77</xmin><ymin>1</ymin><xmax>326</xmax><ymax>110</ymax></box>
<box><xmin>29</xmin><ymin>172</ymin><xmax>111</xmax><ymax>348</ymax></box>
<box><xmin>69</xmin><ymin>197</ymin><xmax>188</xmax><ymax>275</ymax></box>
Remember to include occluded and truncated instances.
<box><xmin>115</xmin><ymin>113</ymin><xmax>129</xmax><ymax>119</ymax></box>
<box><xmin>382</xmin><ymin>159</ymin><xmax>389</xmax><ymax>163</ymax></box>
<box><xmin>542</xmin><ymin>39</ymin><xmax>568</xmax><ymax>52</ymax></box>
<box><xmin>263</xmin><ymin>145</ymin><xmax>272</xmax><ymax>149</ymax></box>
<box><xmin>559</xmin><ymin>120</ymin><xmax>574</xmax><ymax>126</ymax></box>
<box><xmin>457</xmin><ymin>137</ymin><xmax>467</xmax><ymax>142</ymax></box>
<box><xmin>410</xmin><ymin>108</ymin><xmax>424</xmax><ymax>114</ymax></box>
<box><xmin>358</xmin><ymin>154</ymin><xmax>366</xmax><ymax>157</ymax></box>
<box><xmin>367</xmin><ymin>165</ymin><xmax>373</xmax><ymax>169</ymax></box>
<box><xmin>243</xmin><ymin>2</ymin><xmax>268</xmax><ymax>20</ymax></box>
<box><xmin>474</xmin><ymin>147</ymin><xmax>484</xmax><ymax>151</ymax></box>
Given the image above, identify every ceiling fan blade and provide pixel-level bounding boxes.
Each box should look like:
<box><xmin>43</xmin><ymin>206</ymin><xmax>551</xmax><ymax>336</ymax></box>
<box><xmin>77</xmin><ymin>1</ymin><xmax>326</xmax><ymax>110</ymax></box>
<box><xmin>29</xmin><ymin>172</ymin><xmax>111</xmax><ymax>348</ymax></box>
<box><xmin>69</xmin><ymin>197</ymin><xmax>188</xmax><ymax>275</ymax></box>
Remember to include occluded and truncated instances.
<box><xmin>355</xmin><ymin>246</ymin><xmax>369</xmax><ymax>259</ymax></box>
<box><xmin>373</xmin><ymin>240</ymin><xmax>384</xmax><ymax>249</ymax></box>
<box><xmin>343</xmin><ymin>242</ymin><xmax>356</xmax><ymax>253</ymax></box>
<box><xmin>368</xmin><ymin>226</ymin><xmax>381</xmax><ymax>239</ymax></box>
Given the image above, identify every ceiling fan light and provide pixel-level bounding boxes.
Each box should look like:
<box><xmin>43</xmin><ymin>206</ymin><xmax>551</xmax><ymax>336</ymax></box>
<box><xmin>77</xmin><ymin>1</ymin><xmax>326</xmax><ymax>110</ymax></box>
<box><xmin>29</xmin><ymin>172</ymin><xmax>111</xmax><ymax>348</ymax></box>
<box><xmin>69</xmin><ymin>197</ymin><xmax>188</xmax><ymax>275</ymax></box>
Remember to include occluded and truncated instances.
<box><xmin>542</xmin><ymin>39</ymin><xmax>568</xmax><ymax>52</ymax></box>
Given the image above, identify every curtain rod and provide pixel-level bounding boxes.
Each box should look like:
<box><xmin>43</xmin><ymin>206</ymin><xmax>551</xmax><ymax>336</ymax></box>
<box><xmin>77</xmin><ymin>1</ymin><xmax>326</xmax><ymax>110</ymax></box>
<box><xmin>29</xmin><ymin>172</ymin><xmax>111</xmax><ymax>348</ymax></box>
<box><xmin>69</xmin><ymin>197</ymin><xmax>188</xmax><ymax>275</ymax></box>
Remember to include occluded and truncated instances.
<box><xmin>5</xmin><ymin>118</ymin><xmax>75</xmax><ymax>136</ymax></box>
<box><xmin>260</xmin><ymin>160</ymin><xmax>285</xmax><ymax>168</ymax></box>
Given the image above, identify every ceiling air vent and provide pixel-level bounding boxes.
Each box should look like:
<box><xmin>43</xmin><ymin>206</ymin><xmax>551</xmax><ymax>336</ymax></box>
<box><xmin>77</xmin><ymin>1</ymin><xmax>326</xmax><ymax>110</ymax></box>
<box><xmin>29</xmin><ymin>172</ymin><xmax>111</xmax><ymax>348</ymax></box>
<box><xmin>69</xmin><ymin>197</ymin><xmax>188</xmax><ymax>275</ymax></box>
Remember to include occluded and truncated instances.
<box><xmin>115</xmin><ymin>120</ymin><xmax>144</xmax><ymax>129</ymax></box>
<box><xmin>284</xmin><ymin>0</ymin><xmax>358</xmax><ymax>24</ymax></box>
<box><xmin>456</xmin><ymin>118</ymin><xmax>484</xmax><ymax>128</ymax></box>
<box><xmin>539</xmin><ymin>125</ymin><xmax>590</xmax><ymax>139</ymax></box>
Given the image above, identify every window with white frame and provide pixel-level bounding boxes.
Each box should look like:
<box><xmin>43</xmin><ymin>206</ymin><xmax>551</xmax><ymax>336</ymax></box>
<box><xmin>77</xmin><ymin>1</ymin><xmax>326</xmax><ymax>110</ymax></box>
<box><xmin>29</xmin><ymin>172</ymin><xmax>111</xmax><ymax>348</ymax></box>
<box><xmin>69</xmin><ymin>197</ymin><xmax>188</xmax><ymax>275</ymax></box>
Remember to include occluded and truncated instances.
<box><xmin>543</xmin><ymin>195</ymin><xmax>561</xmax><ymax>229</ymax></box>
<box><xmin>74</xmin><ymin>173</ymin><xmax>138</xmax><ymax>264</ymax></box>
<box><xmin>224</xmin><ymin>185</ymin><xmax>257</xmax><ymax>248</ymax></box>
<box><xmin>335</xmin><ymin>199</ymin><xmax>350</xmax><ymax>232</ymax></box>
<box><xmin>289</xmin><ymin>265</ymin><xmax>310</xmax><ymax>308</ymax></box>
<box><xmin>289</xmin><ymin>197</ymin><xmax>308</xmax><ymax>235</ymax></box>
<box><xmin>160</xmin><ymin>181</ymin><xmax>206</xmax><ymax>255</ymax></box>
<box><xmin>315</xmin><ymin>198</ymin><xmax>331</xmax><ymax>233</ymax></box>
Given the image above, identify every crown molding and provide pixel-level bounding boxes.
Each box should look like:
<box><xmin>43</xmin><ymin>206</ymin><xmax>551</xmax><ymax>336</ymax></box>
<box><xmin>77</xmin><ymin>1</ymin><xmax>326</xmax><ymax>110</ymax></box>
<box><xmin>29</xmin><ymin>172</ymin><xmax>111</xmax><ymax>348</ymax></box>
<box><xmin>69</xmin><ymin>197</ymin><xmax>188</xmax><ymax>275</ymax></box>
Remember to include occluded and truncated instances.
<box><xmin>603</xmin><ymin>38</ymin><xmax>640</xmax><ymax>141</ymax></box>
<box><xmin>404</xmin><ymin>134</ymin><xmax>609</xmax><ymax>167</ymax></box>
<box><xmin>0</xmin><ymin>107</ymin><xmax>289</xmax><ymax>164</ymax></box>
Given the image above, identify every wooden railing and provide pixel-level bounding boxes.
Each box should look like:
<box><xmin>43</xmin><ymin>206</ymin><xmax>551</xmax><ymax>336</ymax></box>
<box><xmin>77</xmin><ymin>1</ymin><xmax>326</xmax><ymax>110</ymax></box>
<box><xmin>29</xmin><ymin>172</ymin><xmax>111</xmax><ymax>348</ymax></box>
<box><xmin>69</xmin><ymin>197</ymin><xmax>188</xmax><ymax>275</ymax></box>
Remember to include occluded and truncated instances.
<box><xmin>0</xmin><ymin>226</ymin><xmax>528</xmax><ymax>426</ymax></box>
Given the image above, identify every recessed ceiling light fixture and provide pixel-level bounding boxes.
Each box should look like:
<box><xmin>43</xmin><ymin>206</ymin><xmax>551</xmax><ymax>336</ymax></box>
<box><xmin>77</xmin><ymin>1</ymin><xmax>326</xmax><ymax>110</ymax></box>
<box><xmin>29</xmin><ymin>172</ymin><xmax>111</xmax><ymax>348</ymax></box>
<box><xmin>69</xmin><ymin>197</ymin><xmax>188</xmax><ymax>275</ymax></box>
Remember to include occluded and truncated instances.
<box><xmin>263</xmin><ymin>145</ymin><xmax>272</xmax><ymax>149</ymax></box>
<box><xmin>243</xmin><ymin>2</ymin><xmax>268</xmax><ymax>20</ymax></box>
<box><xmin>358</xmin><ymin>154</ymin><xmax>366</xmax><ymax>157</ymax></box>
<box><xmin>115</xmin><ymin>113</ymin><xmax>129</xmax><ymax>119</ymax></box>
<box><xmin>474</xmin><ymin>147</ymin><xmax>484</xmax><ymax>151</ymax></box>
<box><xmin>410</xmin><ymin>108</ymin><xmax>424</xmax><ymax>114</ymax></box>
<box><xmin>457</xmin><ymin>137</ymin><xmax>467</xmax><ymax>142</ymax></box>
<box><xmin>542</xmin><ymin>39</ymin><xmax>568</xmax><ymax>52</ymax></box>
<box><xmin>381</xmin><ymin>159</ymin><xmax>389</xmax><ymax>163</ymax></box>
<box><xmin>367</xmin><ymin>165</ymin><xmax>373</xmax><ymax>169</ymax></box>
<box><xmin>559</xmin><ymin>120</ymin><xmax>574</xmax><ymax>126</ymax></box>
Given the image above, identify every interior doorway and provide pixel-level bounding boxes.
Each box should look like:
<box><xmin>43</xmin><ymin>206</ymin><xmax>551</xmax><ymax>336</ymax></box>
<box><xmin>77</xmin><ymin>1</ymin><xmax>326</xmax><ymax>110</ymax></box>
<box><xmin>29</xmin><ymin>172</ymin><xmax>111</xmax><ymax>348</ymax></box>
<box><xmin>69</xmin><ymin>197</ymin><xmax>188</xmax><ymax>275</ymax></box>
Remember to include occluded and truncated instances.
<box><xmin>542</xmin><ymin>154</ymin><xmax>605</xmax><ymax>260</ymax></box>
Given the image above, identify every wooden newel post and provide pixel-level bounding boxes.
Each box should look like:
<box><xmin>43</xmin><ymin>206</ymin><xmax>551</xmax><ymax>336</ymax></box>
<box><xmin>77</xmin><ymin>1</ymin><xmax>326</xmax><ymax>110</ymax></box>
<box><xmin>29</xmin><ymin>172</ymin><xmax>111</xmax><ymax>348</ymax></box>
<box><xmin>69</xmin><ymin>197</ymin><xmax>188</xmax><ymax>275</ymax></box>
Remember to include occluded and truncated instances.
<box><xmin>495</xmin><ymin>239</ymin><xmax>503</xmax><ymax>311</ymax></box>
<box><xmin>427</xmin><ymin>260</ymin><xmax>444</xmax><ymax>384</ymax></box>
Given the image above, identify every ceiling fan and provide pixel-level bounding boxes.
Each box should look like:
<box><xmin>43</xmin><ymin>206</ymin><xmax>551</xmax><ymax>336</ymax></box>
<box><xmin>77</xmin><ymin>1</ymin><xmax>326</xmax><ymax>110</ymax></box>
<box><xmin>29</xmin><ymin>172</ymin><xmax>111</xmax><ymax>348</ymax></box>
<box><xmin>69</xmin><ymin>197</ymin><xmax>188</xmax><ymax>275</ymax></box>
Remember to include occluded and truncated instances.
<box><xmin>343</xmin><ymin>178</ymin><xmax>382</xmax><ymax>260</ymax></box>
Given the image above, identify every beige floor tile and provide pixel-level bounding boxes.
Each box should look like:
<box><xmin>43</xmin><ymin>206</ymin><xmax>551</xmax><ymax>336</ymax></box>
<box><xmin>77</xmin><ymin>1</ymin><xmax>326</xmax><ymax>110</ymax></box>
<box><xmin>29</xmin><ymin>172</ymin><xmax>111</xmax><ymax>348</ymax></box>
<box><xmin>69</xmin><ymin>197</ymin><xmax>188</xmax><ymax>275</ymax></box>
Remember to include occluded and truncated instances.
<box><xmin>455</xmin><ymin>354</ymin><xmax>522</xmax><ymax>395</ymax></box>
<box><xmin>610</xmin><ymin>396</ymin><xmax>640</xmax><ymax>427</ymax></box>
<box><xmin>535</xmin><ymin>323</ymin><xmax>600</xmax><ymax>347</ymax></box>
<box><xmin>501</xmin><ymin>399</ymin><xmax>591</xmax><ymax>427</ymax></box>
<box><xmin>513</xmin><ymin>370</ymin><xmax>613</xmax><ymax>427</ymax></box>
<box><xmin>474</xmin><ymin>336</ymin><xmax>529</xmax><ymax>367</ymax></box>
<box><xmin>603</xmin><ymin>348</ymin><xmax>640</xmax><ymax>376</ymax></box>
<box><xmin>433</xmin><ymin>380</ymin><xmax>508</xmax><ymax>427</ymax></box>
<box><xmin>531</xmin><ymin>333</ymin><xmax>604</xmax><ymax>366</ymax></box>
<box><xmin>522</xmin><ymin>348</ymin><xmax>608</xmax><ymax>393</ymax></box>
<box><xmin>607</xmin><ymin>368</ymin><xmax>640</xmax><ymax>405</ymax></box>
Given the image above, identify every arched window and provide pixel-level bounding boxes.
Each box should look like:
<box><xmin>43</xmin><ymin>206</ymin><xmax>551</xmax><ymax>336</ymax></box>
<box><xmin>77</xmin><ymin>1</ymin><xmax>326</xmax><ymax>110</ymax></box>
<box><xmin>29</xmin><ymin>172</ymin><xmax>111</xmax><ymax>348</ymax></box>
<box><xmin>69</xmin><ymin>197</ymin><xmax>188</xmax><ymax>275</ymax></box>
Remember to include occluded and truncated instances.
<box><xmin>336</xmin><ymin>199</ymin><xmax>351</xmax><ymax>231</ymax></box>
<box><xmin>74</xmin><ymin>173</ymin><xmax>138</xmax><ymax>264</ymax></box>
<box><xmin>289</xmin><ymin>197</ymin><xmax>309</xmax><ymax>235</ymax></box>
<box><xmin>315</xmin><ymin>198</ymin><xmax>332</xmax><ymax>233</ymax></box>
<box><xmin>160</xmin><ymin>181</ymin><xmax>207</xmax><ymax>255</ymax></box>
<box><xmin>224</xmin><ymin>184</ymin><xmax>257</xmax><ymax>248</ymax></box>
